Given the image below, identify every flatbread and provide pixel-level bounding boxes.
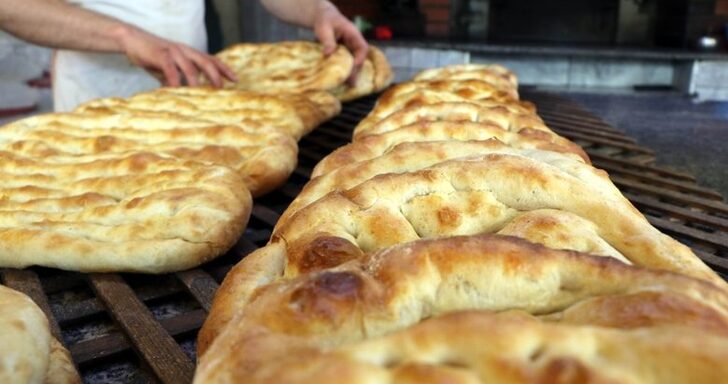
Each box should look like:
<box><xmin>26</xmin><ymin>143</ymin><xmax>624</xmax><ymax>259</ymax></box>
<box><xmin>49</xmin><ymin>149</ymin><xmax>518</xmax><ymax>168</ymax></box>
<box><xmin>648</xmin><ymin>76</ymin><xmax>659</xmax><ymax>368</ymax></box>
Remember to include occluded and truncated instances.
<box><xmin>0</xmin><ymin>151</ymin><xmax>251</xmax><ymax>273</ymax></box>
<box><xmin>3</xmin><ymin>109</ymin><xmax>297</xmax><ymax>196</ymax></box>
<box><xmin>216</xmin><ymin>41</ymin><xmax>353</xmax><ymax>93</ymax></box>
<box><xmin>331</xmin><ymin>46</ymin><xmax>394</xmax><ymax>102</ymax></box>
<box><xmin>313</xmin><ymin>119</ymin><xmax>588</xmax><ymax>177</ymax></box>
<box><xmin>281</xmin><ymin>139</ymin><xmax>587</xmax><ymax>228</ymax></box>
<box><xmin>0</xmin><ymin>284</ymin><xmax>81</xmax><ymax>384</ymax></box>
<box><xmin>275</xmin><ymin>151</ymin><xmax>718</xmax><ymax>284</ymax></box>
<box><xmin>353</xmin><ymin>81</ymin><xmax>534</xmax><ymax>138</ymax></box>
<box><xmin>414</xmin><ymin>63</ymin><xmax>518</xmax><ymax>96</ymax></box>
<box><xmin>196</xmin><ymin>235</ymin><xmax>728</xmax><ymax>382</ymax></box>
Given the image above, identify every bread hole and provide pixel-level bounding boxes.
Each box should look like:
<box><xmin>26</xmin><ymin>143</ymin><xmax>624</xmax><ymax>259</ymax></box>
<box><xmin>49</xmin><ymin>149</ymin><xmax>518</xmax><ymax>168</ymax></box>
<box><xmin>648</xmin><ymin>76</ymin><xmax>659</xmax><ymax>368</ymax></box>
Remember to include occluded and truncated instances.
<box><xmin>381</xmin><ymin>355</ymin><xmax>403</xmax><ymax>369</ymax></box>
<box><xmin>529</xmin><ymin>346</ymin><xmax>546</xmax><ymax>362</ymax></box>
<box><xmin>440</xmin><ymin>357</ymin><xmax>470</xmax><ymax>370</ymax></box>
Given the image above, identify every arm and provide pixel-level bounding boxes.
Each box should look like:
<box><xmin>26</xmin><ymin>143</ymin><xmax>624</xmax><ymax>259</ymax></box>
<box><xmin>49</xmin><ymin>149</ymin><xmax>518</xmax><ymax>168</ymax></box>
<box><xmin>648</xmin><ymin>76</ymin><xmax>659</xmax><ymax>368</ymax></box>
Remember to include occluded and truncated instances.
<box><xmin>0</xmin><ymin>0</ymin><xmax>235</xmax><ymax>86</ymax></box>
<box><xmin>260</xmin><ymin>0</ymin><xmax>368</xmax><ymax>80</ymax></box>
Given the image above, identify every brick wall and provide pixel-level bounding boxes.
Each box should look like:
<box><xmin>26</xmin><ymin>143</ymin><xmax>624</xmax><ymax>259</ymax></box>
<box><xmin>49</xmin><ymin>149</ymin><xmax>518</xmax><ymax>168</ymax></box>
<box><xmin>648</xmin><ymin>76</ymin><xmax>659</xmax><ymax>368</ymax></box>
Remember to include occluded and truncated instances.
<box><xmin>419</xmin><ymin>0</ymin><xmax>452</xmax><ymax>37</ymax></box>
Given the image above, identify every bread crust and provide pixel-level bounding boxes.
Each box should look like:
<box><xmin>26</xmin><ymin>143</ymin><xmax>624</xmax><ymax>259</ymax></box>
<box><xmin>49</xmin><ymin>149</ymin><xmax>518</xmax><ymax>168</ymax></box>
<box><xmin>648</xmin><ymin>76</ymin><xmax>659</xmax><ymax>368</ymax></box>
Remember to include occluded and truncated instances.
<box><xmin>275</xmin><ymin>152</ymin><xmax>719</xmax><ymax>284</ymax></box>
<box><xmin>195</xmin><ymin>235</ymin><xmax>728</xmax><ymax>383</ymax></box>
<box><xmin>354</xmin><ymin>89</ymin><xmax>538</xmax><ymax>139</ymax></box>
<box><xmin>0</xmin><ymin>285</ymin><xmax>81</xmax><ymax>384</ymax></box>
<box><xmin>216</xmin><ymin>41</ymin><xmax>354</xmax><ymax>93</ymax></box>
<box><xmin>313</xmin><ymin>119</ymin><xmax>588</xmax><ymax>177</ymax></box>
<box><xmin>0</xmin><ymin>151</ymin><xmax>251</xmax><ymax>273</ymax></box>
<box><xmin>6</xmin><ymin>107</ymin><xmax>297</xmax><ymax>197</ymax></box>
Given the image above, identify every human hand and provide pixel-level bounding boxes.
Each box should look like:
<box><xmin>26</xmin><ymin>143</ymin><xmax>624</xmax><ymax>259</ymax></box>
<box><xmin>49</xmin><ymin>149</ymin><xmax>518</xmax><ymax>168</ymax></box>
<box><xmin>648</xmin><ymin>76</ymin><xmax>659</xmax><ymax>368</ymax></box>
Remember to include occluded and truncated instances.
<box><xmin>113</xmin><ymin>25</ymin><xmax>237</xmax><ymax>87</ymax></box>
<box><xmin>312</xmin><ymin>1</ymin><xmax>368</xmax><ymax>84</ymax></box>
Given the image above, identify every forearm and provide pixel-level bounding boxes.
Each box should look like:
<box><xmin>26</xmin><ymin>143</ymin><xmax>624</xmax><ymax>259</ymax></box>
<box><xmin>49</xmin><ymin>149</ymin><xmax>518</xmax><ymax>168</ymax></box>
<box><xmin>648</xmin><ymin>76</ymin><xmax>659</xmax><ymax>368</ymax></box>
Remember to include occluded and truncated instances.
<box><xmin>0</xmin><ymin>0</ymin><xmax>133</xmax><ymax>52</ymax></box>
<box><xmin>259</xmin><ymin>0</ymin><xmax>335</xmax><ymax>28</ymax></box>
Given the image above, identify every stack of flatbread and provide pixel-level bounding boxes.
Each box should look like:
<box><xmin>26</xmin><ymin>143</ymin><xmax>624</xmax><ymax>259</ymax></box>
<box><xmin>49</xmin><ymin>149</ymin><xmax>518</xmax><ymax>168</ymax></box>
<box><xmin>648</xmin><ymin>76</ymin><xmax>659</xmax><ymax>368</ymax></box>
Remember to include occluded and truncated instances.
<box><xmin>196</xmin><ymin>63</ymin><xmax>728</xmax><ymax>383</ymax></box>
<box><xmin>0</xmin><ymin>83</ymin><xmax>346</xmax><ymax>274</ymax></box>
<box><xmin>215</xmin><ymin>41</ymin><xmax>393</xmax><ymax>101</ymax></box>
<box><xmin>0</xmin><ymin>285</ymin><xmax>80</xmax><ymax>384</ymax></box>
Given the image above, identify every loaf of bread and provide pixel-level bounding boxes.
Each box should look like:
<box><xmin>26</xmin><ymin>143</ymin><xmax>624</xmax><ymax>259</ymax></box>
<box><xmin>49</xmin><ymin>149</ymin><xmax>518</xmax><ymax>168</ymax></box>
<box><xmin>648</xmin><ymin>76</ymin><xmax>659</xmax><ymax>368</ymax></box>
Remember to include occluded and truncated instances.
<box><xmin>353</xmin><ymin>84</ymin><xmax>536</xmax><ymax>138</ymax></box>
<box><xmin>78</xmin><ymin>87</ymin><xmax>340</xmax><ymax>139</ymax></box>
<box><xmin>0</xmin><ymin>151</ymin><xmax>251</xmax><ymax>273</ymax></box>
<box><xmin>0</xmin><ymin>284</ymin><xmax>80</xmax><ymax>384</ymax></box>
<box><xmin>414</xmin><ymin>63</ymin><xmax>519</xmax><ymax>97</ymax></box>
<box><xmin>215</xmin><ymin>41</ymin><xmax>393</xmax><ymax>102</ymax></box>
<box><xmin>196</xmin><ymin>235</ymin><xmax>728</xmax><ymax>383</ymax></box>
<box><xmin>195</xmin><ymin>63</ymin><xmax>727</xmax><ymax>383</ymax></box>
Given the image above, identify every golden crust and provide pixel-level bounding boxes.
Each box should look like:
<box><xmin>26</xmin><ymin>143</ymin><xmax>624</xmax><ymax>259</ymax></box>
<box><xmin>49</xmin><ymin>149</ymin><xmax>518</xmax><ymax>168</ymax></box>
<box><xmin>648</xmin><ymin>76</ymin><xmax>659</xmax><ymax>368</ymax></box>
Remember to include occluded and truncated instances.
<box><xmin>0</xmin><ymin>285</ymin><xmax>81</xmax><ymax>384</ymax></box>
<box><xmin>280</xmin><ymin>139</ymin><xmax>587</xmax><ymax>230</ymax></box>
<box><xmin>353</xmin><ymin>83</ymin><xmax>536</xmax><ymax>139</ymax></box>
<box><xmin>332</xmin><ymin>46</ymin><xmax>394</xmax><ymax>102</ymax></box>
<box><xmin>6</xmin><ymin>109</ymin><xmax>298</xmax><ymax>197</ymax></box>
<box><xmin>78</xmin><ymin>87</ymin><xmax>307</xmax><ymax>138</ymax></box>
<box><xmin>414</xmin><ymin>63</ymin><xmax>519</xmax><ymax>96</ymax></box>
<box><xmin>275</xmin><ymin>152</ymin><xmax>719</xmax><ymax>284</ymax></box>
<box><xmin>216</xmin><ymin>41</ymin><xmax>354</xmax><ymax>93</ymax></box>
<box><xmin>195</xmin><ymin>235</ymin><xmax>728</xmax><ymax>383</ymax></box>
<box><xmin>0</xmin><ymin>151</ymin><xmax>251</xmax><ymax>273</ymax></box>
<box><xmin>313</xmin><ymin>119</ymin><xmax>588</xmax><ymax>177</ymax></box>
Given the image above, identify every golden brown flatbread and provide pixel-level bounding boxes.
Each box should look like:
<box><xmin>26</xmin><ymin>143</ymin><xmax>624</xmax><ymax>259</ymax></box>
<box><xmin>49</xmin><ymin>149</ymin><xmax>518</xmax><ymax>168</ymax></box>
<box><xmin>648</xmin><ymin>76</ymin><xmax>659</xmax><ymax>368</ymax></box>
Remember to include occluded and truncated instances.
<box><xmin>196</xmin><ymin>235</ymin><xmax>728</xmax><ymax>383</ymax></box>
<box><xmin>4</xmin><ymin>109</ymin><xmax>297</xmax><ymax>197</ymax></box>
<box><xmin>0</xmin><ymin>151</ymin><xmax>251</xmax><ymax>273</ymax></box>
<box><xmin>281</xmin><ymin>139</ymin><xmax>587</xmax><ymax>228</ymax></box>
<box><xmin>313</xmin><ymin>119</ymin><xmax>588</xmax><ymax>177</ymax></box>
<box><xmin>216</xmin><ymin>41</ymin><xmax>354</xmax><ymax>93</ymax></box>
<box><xmin>0</xmin><ymin>285</ymin><xmax>81</xmax><ymax>384</ymax></box>
<box><xmin>414</xmin><ymin>63</ymin><xmax>518</xmax><ymax>96</ymax></box>
<box><xmin>353</xmin><ymin>81</ymin><xmax>534</xmax><ymax>138</ymax></box>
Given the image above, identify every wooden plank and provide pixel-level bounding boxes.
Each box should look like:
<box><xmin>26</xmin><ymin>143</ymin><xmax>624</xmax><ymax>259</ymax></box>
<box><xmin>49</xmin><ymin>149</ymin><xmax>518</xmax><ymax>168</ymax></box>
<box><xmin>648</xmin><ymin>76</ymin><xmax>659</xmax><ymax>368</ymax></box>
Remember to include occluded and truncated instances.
<box><xmin>589</xmin><ymin>152</ymin><xmax>695</xmax><ymax>181</ymax></box>
<box><xmin>626</xmin><ymin>193</ymin><xmax>728</xmax><ymax>232</ymax></box>
<box><xmin>612</xmin><ymin>175</ymin><xmax>728</xmax><ymax>215</ymax></box>
<box><xmin>647</xmin><ymin>215</ymin><xmax>728</xmax><ymax>254</ymax></box>
<box><xmin>71</xmin><ymin>309</ymin><xmax>206</xmax><ymax>366</ymax></box>
<box><xmin>89</xmin><ymin>273</ymin><xmax>194</xmax><ymax>384</ymax></box>
<box><xmin>607</xmin><ymin>167</ymin><xmax>724</xmax><ymax>200</ymax></box>
<box><xmin>2</xmin><ymin>269</ymin><xmax>62</xmax><ymax>339</ymax></box>
<box><xmin>175</xmin><ymin>269</ymin><xmax>219</xmax><ymax>312</ymax></box>
<box><xmin>548</xmin><ymin>123</ymin><xmax>636</xmax><ymax>144</ymax></box>
<box><xmin>252</xmin><ymin>205</ymin><xmax>282</xmax><ymax>228</ymax></box>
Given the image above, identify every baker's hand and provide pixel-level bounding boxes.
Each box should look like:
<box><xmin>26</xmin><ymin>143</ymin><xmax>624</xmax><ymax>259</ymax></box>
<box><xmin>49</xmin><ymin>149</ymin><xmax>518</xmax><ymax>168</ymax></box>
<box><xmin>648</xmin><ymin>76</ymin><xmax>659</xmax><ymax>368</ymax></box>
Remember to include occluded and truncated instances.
<box><xmin>113</xmin><ymin>25</ymin><xmax>237</xmax><ymax>87</ymax></box>
<box><xmin>312</xmin><ymin>1</ymin><xmax>368</xmax><ymax>83</ymax></box>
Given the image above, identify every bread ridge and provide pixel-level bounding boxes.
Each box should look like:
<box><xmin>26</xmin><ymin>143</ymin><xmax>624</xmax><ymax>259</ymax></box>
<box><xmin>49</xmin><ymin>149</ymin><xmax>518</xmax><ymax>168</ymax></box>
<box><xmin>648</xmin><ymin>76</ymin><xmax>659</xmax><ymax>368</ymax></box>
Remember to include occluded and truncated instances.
<box><xmin>195</xmin><ymin>234</ymin><xmax>728</xmax><ymax>383</ymax></box>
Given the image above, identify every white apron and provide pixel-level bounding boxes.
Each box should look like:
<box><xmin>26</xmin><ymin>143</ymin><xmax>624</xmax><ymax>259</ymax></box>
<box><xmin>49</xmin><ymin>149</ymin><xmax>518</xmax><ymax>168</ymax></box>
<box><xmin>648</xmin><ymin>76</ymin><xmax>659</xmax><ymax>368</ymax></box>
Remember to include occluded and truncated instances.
<box><xmin>53</xmin><ymin>0</ymin><xmax>206</xmax><ymax>111</ymax></box>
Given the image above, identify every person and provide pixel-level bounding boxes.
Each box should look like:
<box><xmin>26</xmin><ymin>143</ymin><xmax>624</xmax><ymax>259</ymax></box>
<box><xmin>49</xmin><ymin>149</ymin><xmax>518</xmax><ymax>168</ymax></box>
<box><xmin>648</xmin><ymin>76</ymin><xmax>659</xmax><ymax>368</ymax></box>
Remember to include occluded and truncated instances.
<box><xmin>0</xmin><ymin>0</ymin><xmax>368</xmax><ymax>111</ymax></box>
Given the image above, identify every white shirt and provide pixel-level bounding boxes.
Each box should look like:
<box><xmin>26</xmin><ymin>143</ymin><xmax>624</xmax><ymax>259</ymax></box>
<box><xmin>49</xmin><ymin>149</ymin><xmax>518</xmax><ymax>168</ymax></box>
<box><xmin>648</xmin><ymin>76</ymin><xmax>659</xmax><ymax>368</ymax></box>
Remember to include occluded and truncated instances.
<box><xmin>53</xmin><ymin>0</ymin><xmax>206</xmax><ymax>111</ymax></box>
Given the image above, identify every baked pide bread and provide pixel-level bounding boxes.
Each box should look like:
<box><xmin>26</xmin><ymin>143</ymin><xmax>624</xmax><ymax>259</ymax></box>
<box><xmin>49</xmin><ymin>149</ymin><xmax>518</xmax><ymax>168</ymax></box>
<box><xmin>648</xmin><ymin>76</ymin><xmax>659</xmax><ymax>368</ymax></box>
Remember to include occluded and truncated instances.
<box><xmin>353</xmin><ymin>83</ymin><xmax>537</xmax><ymax>138</ymax></box>
<box><xmin>313</xmin><ymin>119</ymin><xmax>588</xmax><ymax>177</ymax></box>
<box><xmin>1</xmin><ymin>284</ymin><xmax>80</xmax><ymax>384</ymax></box>
<box><xmin>357</xmin><ymin>101</ymin><xmax>540</xmax><ymax>138</ymax></box>
<box><xmin>135</xmin><ymin>87</ymin><xmax>341</xmax><ymax>138</ymax></box>
<box><xmin>271</xmin><ymin>152</ymin><xmax>719</xmax><ymax>283</ymax></box>
<box><xmin>279</xmin><ymin>139</ymin><xmax>588</xmax><ymax>228</ymax></box>
<box><xmin>0</xmin><ymin>151</ymin><xmax>251</xmax><ymax>273</ymax></box>
<box><xmin>216</xmin><ymin>41</ymin><xmax>354</xmax><ymax>93</ymax></box>
<box><xmin>2</xmin><ymin>109</ymin><xmax>297</xmax><ymax>196</ymax></box>
<box><xmin>414</xmin><ymin>63</ymin><xmax>519</xmax><ymax>97</ymax></box>
<box><xmin>77</xmin><ymin>87</ymin><xmax>339</xmax><ymax>140</ymax></box>
<box><xmin>195</xmin><ymin>235</ymin><xmax>728</xmax><ymax>383</ymax></box>
<box><xmin>331</xmin><ymin>46</ymin><xmax>394</xmax><ymax>102</ymax></box>
<box><xmin>195</xmin><ymin>63</ymin><xmax>727</xmax><ymax>383</ymax></box>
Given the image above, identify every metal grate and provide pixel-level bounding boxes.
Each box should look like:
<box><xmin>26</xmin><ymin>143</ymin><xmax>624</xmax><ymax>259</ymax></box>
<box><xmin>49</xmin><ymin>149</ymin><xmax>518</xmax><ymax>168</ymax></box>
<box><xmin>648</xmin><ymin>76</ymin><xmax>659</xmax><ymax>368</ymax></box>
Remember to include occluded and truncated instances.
<box><xmin>2</xmin><ymin>90</ymin><xmax>727</xmax><ymax>383</ymax></box>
